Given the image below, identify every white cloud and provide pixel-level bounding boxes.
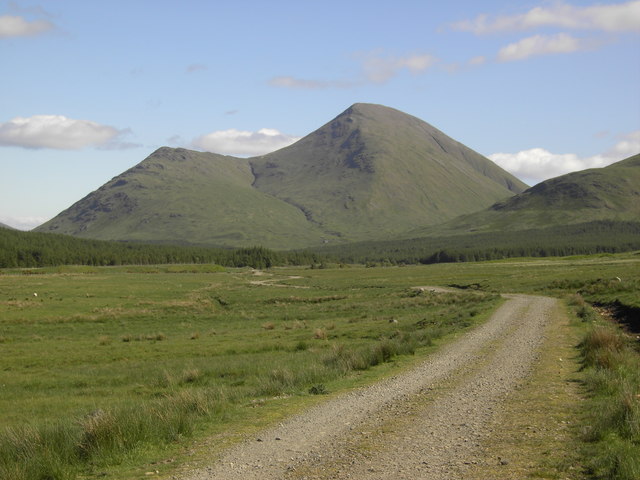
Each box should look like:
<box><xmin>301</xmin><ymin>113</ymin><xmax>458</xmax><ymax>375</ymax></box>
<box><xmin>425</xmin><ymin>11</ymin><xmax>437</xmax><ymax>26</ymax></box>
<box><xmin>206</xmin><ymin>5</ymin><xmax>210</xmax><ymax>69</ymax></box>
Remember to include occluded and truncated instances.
<box><xmin>0</xmin><ymin>115</ymin><xmax>134</xmax><ymax>150</ymax></box>
<box><xmin>498</xmin><ymin>33</ymin><xmax>584</xmax><ymax>61</ymax></box>
<box><xmin>489</xmin><ymin>130</ymin><xmax>640</xmax><ymax>183</ymax></box>
<box><xmin>452</xmin><ymin>1</ymin><xmax>640</xmax><ymax>34</ymax></box>
<box><xmin>0</xmin><ymin>14</ymin><xmax>53</xmax><ymax>38</ymax></box>
<box><xmin>192</xmin><ymin>128</ymin><xmax>301</xmax><ymax>156</ymax></box>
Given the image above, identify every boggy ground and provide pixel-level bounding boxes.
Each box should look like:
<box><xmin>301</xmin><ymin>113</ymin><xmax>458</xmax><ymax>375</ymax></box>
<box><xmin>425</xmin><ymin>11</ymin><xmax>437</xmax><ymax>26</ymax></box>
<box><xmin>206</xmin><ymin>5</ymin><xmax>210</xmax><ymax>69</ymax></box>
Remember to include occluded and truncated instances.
<box><xmin>183</xmin><ymin>293</ymin><xmax>580</xmax><ymax>480</ymax></box>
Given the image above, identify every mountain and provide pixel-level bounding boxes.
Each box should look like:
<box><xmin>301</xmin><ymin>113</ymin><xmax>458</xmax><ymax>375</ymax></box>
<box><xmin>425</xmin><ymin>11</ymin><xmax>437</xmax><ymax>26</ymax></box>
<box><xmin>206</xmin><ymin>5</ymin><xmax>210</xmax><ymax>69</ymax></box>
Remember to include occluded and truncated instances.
<box><xmin>250</xmin><ymin>103</ymin><xmax>527</xmax><ymax>240</ymax></box>
<box><xmin>35</xmin><ymin>148</ymin><xmax>327</xmax><ymax>247</ymax></box>
<box><xmin>411</xmin><ymin>153</ymin><xmax>640</xmax><ymax>237</ymax></box>
<box><xmin>0</xmin><ymin>222</ymin><xmax>15</xmax><ymax>230</ymax></box>
<box><xmin>35</xmin><ymin>103</ymin><xmax>527</xmax><ymax>248</ymax></box>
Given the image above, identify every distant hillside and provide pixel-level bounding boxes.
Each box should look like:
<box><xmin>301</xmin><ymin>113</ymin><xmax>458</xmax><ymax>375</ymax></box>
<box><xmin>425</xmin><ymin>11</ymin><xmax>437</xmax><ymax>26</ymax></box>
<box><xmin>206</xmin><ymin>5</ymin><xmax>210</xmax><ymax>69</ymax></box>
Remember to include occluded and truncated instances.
<box><xmin>35</xmin><ymin>148</ymin><xmax>326</xmax><ymax>248</ymax></box>
<box><xmin>410</xmin><ymin>153</ymin><xmax>640</xmax><ymax>237</ymax></box>
<box><xmin>0</xmin><ymin>222</ymin><xmax>15</xmax><ymax>230</ymax></box>
<box><xmin>35</xmin><ymin>104</ymin><xmax>526</xmax><ymax>248</ymax></box>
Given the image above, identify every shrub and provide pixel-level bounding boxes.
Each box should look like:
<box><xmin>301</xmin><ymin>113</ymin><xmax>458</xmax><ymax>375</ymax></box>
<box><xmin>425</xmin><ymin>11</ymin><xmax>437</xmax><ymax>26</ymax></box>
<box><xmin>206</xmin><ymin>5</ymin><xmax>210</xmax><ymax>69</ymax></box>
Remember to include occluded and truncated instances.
<box><xmin>308</xmin><ymin>384</ymin><xmax>328</xmax><ymax>395</ymax></box>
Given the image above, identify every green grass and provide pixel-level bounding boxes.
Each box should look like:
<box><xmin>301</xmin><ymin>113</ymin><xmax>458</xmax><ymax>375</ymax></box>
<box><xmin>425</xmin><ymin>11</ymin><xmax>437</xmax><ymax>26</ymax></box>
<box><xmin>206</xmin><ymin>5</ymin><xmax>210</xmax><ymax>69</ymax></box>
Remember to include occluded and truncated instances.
<box><xmin>0</xmin><ymin>264</ymin><xmax>501</xmax><ymax>479</ymax></box>
<box><xmin>1</xmin><ymin>253</ymin><xmax>639</xmax><ymax>479</ymax></box>
<box><xmin>573</xmin><ymin>304</ymin><xmax>640</xmax><ymax>479</ymax></box>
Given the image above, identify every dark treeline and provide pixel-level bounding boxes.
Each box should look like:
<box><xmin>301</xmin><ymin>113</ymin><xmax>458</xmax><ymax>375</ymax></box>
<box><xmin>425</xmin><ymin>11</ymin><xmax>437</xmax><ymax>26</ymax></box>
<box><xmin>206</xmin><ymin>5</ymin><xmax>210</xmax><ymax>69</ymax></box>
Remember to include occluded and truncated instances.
<box><xmin>2</xmin><ymin>220</ymin><xmax>639</xmax><ymax>269</ymax></box>
<box><xmin>306</xmin><ymin>221</ymin><xmax>640</xmax><ymax>265</ymax></box>
<box><xmin>0</xmin><ymin>228</ymin><xmax>321</xmax><ymax>269</ymax></box>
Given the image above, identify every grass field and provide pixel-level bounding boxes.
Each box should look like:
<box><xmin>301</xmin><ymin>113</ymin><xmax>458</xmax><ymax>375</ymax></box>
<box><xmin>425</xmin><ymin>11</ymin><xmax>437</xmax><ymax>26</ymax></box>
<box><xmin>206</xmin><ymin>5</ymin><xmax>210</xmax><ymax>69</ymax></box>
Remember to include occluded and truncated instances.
<box><xmin>1</xmin><ymin>253</ymin><xmax>639</xmax><ymax>479</ymax></box>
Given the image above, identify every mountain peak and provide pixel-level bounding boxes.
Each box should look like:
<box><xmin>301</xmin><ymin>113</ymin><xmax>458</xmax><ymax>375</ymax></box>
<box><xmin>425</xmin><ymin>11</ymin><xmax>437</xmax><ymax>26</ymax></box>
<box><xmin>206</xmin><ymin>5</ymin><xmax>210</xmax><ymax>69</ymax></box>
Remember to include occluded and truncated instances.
<box><xmin>36</xmin><ymin>103</ymin><xmax>528</xmax><ymax>248</ymax></box>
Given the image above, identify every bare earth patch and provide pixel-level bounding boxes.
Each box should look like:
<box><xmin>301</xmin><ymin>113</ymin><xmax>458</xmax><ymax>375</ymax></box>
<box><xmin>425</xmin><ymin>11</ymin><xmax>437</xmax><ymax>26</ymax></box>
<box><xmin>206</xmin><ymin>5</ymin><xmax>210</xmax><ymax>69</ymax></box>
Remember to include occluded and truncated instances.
<box><xmin>181</xmin><ymin>294</ymin><xmax>568</xmax><ymax>480</ymax></box>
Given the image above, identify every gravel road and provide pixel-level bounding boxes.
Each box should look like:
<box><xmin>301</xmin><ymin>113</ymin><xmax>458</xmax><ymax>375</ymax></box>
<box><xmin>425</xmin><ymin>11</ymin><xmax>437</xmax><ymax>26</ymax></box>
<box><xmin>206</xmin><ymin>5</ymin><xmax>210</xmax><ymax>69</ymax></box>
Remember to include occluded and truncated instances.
<box><xmin>183</xmin><ymin>293</ymin><xmax>557</xmax><ymax>480</ymax></box>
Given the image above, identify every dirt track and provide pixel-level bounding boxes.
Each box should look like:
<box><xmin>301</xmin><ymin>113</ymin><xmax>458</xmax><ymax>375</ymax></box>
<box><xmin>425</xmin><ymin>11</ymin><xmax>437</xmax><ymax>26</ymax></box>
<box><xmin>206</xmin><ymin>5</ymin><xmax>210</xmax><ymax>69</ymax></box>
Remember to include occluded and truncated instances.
<box><xmin>183</xmin><ymin>293</ymin><xmax>557</xmax><ymax>480</ymax></box>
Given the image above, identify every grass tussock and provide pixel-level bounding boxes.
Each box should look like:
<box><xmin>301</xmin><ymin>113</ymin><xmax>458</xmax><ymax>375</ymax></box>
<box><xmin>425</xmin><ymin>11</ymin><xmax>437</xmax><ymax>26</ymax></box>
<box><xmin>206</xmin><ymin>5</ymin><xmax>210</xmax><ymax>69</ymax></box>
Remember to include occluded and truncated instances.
<box><xmin>579</xmin><ymin>319</ymin><xmax>640</xmax><ymax>480</ymax></box>
<box><xmin>0</xmin><ymin>390</ymin><xmax>215</xmax><ymax>480</ymax></box>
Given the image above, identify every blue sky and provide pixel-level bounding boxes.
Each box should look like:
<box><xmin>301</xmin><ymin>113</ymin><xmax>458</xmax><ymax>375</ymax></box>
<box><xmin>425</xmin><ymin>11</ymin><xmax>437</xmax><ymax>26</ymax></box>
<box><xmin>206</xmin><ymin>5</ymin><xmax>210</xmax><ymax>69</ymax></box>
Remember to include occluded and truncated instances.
<box><xmin>1</xmin><ymin>0</ymin><xmax>639</xmax><ymax>230</ymax></box>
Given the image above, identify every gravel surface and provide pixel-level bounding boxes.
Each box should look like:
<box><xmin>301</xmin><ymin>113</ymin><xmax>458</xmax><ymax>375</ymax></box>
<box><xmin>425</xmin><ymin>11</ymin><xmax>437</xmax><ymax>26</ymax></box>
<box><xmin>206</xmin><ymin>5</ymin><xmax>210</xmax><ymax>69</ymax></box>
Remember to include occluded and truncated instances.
<box><xmin>182</xmin><ymin>293</ymin><xmax>557</xmax><ymax>480</ymax></box>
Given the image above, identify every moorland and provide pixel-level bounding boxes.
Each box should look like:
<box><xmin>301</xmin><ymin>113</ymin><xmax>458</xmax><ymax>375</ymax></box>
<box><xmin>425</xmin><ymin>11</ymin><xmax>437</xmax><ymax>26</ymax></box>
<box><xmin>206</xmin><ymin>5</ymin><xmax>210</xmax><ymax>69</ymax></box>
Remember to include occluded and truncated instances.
<box><xmin>1</xmin><ymin>254</ymin><xmax>639</xmax><ymax>479</ymax></box>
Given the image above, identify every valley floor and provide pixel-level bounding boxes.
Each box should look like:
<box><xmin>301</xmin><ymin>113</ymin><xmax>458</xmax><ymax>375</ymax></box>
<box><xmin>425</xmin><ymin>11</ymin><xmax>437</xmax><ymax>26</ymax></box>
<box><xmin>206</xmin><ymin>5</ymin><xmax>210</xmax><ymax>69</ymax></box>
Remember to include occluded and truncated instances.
<box><xmin>182</xmin><ymin>293</ymin><xmax>582</xmax><ymax>480</ymax></box>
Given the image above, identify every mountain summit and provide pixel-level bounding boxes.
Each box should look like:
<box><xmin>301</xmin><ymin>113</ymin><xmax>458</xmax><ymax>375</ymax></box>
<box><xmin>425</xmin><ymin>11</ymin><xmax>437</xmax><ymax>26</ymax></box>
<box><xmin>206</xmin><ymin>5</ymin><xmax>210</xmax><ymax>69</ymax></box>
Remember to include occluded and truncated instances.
<box><xmin>36</xmin><ymin>103</ymin><xmax>527</xmax><ymax>248</ymax></box>
<box><xmin>251</xmin><ymin>103</ymin><xmax>526</xmax><ymax>240</ymax></box>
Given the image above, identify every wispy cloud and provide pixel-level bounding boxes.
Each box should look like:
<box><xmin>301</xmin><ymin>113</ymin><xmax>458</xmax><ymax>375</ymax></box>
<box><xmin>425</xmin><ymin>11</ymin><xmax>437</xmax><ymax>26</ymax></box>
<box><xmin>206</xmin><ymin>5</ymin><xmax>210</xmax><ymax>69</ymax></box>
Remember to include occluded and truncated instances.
<box><xmin>192</xmin><ymin>128</ymin><xmax>300</xmax><ymax>156</ymax></box>
<box><xmin>360</xmin><ymin>52</ymin><xmax>438</xmax><ymax>83</ymax></box>
<box><xmin>269</xmin><ymin>76</ymin><xmax>335</xmax><ymax>90</ymax></box>
<box><xmin>0</xmin><ymin>14</ymin><xmax>54</xmax><ymax>38</ymax></box>
<box><xmin>270</xmin><ymin>51</ymin><xmax>438</xmax><ymax>90</ymax></box>
<box><xmin>489</xmin><ymin>130</ymin><xmax>640</xmax><ymax>183</ymax></box>
<box><xmin>186</xmin><ymin>63</ymin><xmax>207</xmax><ymax>73</ymax></box>
<box><xmin>0</xmin><ymin>115</ymin><xmax>137</xmax><ymax>150</ymax></box>
<box><xmin>468</xmin><ymin>55</ymin><xmax>487</xmax><ymax>66</ymax></box>
<box><xmin>498</xmin><ymin>33</ymin><xmax>587</xmax><ymax>61</ymax></box>
<box><xmin>452</xmin><ymin>1</ymin><xmax>640</xmax><ymax>34</ymax></box>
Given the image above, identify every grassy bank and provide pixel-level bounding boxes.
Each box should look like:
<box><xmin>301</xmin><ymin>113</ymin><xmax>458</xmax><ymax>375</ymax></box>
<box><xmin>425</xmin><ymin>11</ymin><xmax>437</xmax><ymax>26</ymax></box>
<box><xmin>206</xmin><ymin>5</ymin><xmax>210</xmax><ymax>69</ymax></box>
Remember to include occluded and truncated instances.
<box><xmin>576</xmin><ymin>306</ymin><xmax>640</xmax><ymax>479</ymax></box>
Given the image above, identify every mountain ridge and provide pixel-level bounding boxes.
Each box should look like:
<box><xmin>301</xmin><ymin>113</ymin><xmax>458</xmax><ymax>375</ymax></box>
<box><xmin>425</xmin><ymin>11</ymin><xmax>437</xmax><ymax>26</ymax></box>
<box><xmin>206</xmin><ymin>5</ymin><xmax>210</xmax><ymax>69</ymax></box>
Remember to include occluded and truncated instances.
<box><xmin>36</xmin><ymin>103</ymin><xmax>527</xmax><ymax>248</ymax></box>
<box><xmin>409</xmin><ymin>152</ymin><xmax>640</xmax><ymax>237</ymax></box>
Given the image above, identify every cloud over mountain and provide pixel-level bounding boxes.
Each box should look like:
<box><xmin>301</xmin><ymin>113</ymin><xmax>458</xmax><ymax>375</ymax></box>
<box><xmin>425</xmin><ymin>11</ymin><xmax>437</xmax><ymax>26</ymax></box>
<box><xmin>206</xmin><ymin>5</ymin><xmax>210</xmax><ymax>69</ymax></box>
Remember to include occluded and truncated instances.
<box><xmin>489</xmin><ymin>130</ymin><xmax>640</xmax><ymax>183</ymax></box>
<box><xmin>192</xmin><ymin>128</ymin><xmax>300</xmax><ymax>156</ymax></box>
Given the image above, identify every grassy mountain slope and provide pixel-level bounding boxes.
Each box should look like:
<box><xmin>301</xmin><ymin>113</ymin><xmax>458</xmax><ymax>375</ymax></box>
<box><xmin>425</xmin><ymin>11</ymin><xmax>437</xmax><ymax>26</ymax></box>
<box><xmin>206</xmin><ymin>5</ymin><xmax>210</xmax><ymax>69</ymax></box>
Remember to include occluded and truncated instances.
<box><xmin>410</xmin><ymin>153</ymin><xmax>640</xmax><ymax>237</ymax></box>
<box><xmin>251</xmin><ymin>103</ymin><xmax>527</xmax><ymax>240</ymax></box>
<box><xmin>0</xmin><ymin>222</ymin><xmax>15</xmax><ymax>230</ymax></box>
<box><xmin>36</xmin><ymin>148</ymin><xmax>329</xmax><ymax>248</ymax></box>
<box><xmin>36</xmin><ymin>104</ymin><xmax>527</xmax><ymax>248</ymax></box>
